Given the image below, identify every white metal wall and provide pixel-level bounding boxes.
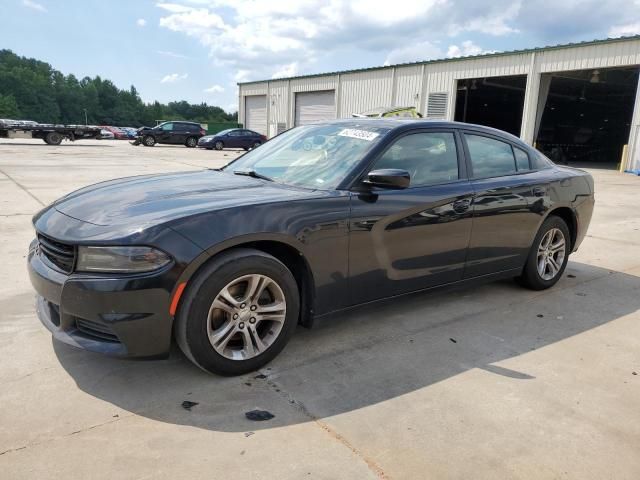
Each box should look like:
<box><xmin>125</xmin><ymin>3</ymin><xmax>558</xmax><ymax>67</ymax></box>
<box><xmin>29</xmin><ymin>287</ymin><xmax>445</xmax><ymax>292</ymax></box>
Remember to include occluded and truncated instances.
<box><xmin>239</xmin><ymin>37</ymin><xmax>640</xmax><ymax>168</ymax></box>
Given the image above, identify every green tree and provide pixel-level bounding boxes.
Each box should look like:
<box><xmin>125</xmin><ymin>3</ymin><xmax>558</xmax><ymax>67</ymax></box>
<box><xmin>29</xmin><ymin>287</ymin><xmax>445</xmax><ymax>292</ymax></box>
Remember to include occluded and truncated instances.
<box><xmin>0</xmin><ymin>93</ymin><xmax>19</xmax><ymax>117</ymax></box>
<box><xmin>0</xmin><ymin>49</ymin><xmax>238</xmax><ymax>126</ymax></box>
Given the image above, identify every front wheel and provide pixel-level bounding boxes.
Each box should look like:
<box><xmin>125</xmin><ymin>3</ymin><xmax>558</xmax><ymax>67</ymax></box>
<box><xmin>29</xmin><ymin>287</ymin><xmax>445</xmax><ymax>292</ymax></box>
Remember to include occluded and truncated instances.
<box><xmin>175</xmin><ymin>249</ymin><xmax>300</xmax><ymax>376</ymax></box>
<box><xmin>143</xmin><ymin>135</ymin><xmax>155</xmax><ymax>147</ymax></box>
<box><xmin>214</xmin><ymin>140</ymin><xmax>224</xmax><ymax>150</ymax></box>
<box><xmin>518</xmin><ymin>216</ymin><xmax>570</xmax><ymax>290</ymax></box>
<box><xmin>185</xmin><ymin>136</ymin><xmax>197</xmax><ymax>148</ymax></box>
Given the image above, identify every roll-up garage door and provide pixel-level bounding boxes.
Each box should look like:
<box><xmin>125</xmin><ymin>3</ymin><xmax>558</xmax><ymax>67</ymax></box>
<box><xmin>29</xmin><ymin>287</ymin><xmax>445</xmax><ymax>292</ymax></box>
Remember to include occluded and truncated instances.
<box><xmin>245</xmin><ymin>95</ymin><xmax>267</xmax><ymax>135</ymax></box>
<box><xmin>294</xmin><ymin>90</ymin><xmax>336</xmax><ymax>126</ymax></box>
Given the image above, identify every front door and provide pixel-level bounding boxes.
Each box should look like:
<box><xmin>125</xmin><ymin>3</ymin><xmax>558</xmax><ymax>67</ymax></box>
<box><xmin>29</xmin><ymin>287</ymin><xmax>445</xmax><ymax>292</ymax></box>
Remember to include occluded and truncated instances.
<box><xmin>158</xmin><ymin>122</ymin><xmax>174</xmax><ymax>144</ymax></box>
<box><xmin>348</xmin><ymin>130</ymin><xmax>474</xmax><ymax>305</ymax></box>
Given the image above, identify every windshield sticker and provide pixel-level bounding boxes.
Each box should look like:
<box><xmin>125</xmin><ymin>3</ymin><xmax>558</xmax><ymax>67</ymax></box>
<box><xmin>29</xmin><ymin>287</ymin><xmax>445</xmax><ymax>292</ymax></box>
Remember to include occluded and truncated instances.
<box><xmin>338</xmin><ymin>128</ymin><xmax>380</xmax><ymax>141</ymax></box>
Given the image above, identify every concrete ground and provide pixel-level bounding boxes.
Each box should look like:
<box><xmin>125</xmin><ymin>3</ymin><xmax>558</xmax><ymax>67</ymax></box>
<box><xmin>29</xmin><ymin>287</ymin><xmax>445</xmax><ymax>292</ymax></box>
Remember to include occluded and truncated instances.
<box><xmin>0</xmin><ymin>138</ymin><xmax>638</xmax><ymax>479</ymax></box>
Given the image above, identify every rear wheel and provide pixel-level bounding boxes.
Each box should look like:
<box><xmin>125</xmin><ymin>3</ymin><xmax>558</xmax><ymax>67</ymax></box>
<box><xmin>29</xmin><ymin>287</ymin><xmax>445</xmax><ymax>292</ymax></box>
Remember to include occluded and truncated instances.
<box><xmin>214</xmin><ymin>140</ymin><xmax>224</xmax><ymax>150</ymax></box>
<box><xmin>185</xmin><ymin>136</ymin><xmax>197</xmax><ymax>148</ymax></box>
<box><xmin>518</xmin><ymin>216</ymin><xmax>570</xmax><ymax>290</ymax></box>
<box><xmin>175</xmin><ymin>249</ymin><xmax>299</xmax><ymax>376</ymax></box>
<box><xmin>252</xmin><ymin>141</ymin><xmax>262</xmax><ymax>149</ymax></box>
<box><xmin>44</xmin><ymin>132</ymin><xmax>63</xmax><ymax>145</ymax></box>
<box><xmin>143</xmin><ymin>135</ymin><xmax>155</xmax><ymax>147</ymax></box>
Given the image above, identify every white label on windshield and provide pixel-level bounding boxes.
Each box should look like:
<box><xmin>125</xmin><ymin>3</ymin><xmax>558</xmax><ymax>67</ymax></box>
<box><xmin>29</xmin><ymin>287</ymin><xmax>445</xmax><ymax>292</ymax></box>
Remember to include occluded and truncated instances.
<box><xmin>338</xmin><ymin>128</ymin><xmax>380</xmax><ymax>141</ymax></box>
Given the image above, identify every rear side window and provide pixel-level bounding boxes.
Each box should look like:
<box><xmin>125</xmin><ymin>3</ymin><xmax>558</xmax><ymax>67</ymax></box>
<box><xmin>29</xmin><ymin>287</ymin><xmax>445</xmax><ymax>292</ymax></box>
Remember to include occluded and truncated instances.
<box><xmin>372</xmin><ymin>132</ymin><xmax>459</xmax><ymax>187</ymax></box>
<box><xmin>514</xmin><ymin>147</ymin><xmax>530</xmax><ymax>171</ymax></box>
<box><xmin>532</xmin><ymin>150</ymin><xmax>554</xmax><ymax>169</ymax></box>
<box><xmin>465</xmin><ymin>134</ymin><xmax>516</xmax><ymax>178</ymax></box>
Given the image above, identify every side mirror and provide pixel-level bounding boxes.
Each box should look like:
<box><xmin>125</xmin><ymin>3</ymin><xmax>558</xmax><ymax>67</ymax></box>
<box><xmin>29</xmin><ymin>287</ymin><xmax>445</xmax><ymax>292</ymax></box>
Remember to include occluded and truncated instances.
<box><xmin>363</xmin><ymin>169</ymin><xmax>410</xmax><ymax>189</ymax></box>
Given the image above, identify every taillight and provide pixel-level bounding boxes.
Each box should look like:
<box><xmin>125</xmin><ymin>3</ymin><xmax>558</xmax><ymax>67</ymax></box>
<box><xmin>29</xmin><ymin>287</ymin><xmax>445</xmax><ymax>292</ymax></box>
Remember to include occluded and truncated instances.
<box><xmin>200</xmin><ymin>129</ymin><xmax>206</xmax><ymax>136</ymax></box>
<box><xmin>261</xmin><ymin>135</ymin><xmax>267</xmax><ymax>141</ymax></box>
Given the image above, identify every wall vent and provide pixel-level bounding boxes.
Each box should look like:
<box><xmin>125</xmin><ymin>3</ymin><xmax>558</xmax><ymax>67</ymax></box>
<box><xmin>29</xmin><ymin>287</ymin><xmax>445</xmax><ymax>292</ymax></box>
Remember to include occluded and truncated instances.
<box><xmin>427</xmin><ymin>93</ymin><xmax>448</xmax><ymax>119</ymax></box>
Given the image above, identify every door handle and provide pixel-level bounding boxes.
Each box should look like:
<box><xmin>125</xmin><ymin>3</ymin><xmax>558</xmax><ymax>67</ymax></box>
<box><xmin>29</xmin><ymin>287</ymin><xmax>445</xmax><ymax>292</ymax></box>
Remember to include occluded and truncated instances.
<box><xmin>453</xmin><ymin>198</ymin><xmax>471</xmax><ymax>213</ymax></box>
<box><xmin>533</xmin><ymin>186</ymin><xmax>547</xmax><ymax>197</ymax></box>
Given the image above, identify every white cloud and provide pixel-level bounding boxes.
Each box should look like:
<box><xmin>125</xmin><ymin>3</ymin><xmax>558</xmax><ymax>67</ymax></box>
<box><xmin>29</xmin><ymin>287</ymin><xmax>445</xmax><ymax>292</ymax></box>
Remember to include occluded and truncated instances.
<box><xmin>155</xmin><ymin>0</ymin><xmax>640</xmax><ymax>83</ymax></box>
<box><xmin>156</xmin><ymin>0</ymin><xmax>525</xmax><ymax>82</ymax></box>
<box><xmin>447</xmin><ymin>40</ymin><xmax>494</xmax><ymax>58</ymax></box>
<box><xmin>609</xmin><ymin>22</ymin><xmax>640</xmax><ymax>37</ymax></box>
<box><xmin>22</xmin><ymin>0</ymin><xmax>46</xmax><ymax>12</ymax></box>
<box><xmin>272</xmin><ymin>62</ymin><xmax>299</xmax><ymax>79</ymax></box>
<box><xmin>160</xmin><ymin>73</ymin><xmax>188</xmax><ymax>83</ymax></box>
<box><xmin>204</xmin><ymin>84</ymin><xmax>225</xmax><ymax>93</ymax></box>
<box><xmin>384</xmin><ymin>41</ymin><xmax>443</xmax><ymax>65</ymax></box>
<box><xmin>137</xmin><ymin>18</ymin><xmax>147</xmax><ymax>27</ymax></box>
<box><xmin>156</xmin><ymin>50</ymin><xmax>191</xmax><ymax>59</ymax></box>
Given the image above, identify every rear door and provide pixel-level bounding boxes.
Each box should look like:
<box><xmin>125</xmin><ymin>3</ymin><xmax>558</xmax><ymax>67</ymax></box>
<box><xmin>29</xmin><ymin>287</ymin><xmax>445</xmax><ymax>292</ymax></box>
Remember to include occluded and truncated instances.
<box><xmin>461</xmin><ymin>131</ymin><xmax>547</xmax><ymax>278</ymax></box>
<box><xmin>172</xmin><ymin>123</ymin><xmax>188</xmax><ymax>144</ymax></box>
<box><xmin>226</xmin><ymin>130</ymin><xmax>242</xmax><ymax>148</ymax></box>
<box><xmin>348</xmin><ymin>129</ymin><xmax>474</xmax><ymax>305</ymax></box>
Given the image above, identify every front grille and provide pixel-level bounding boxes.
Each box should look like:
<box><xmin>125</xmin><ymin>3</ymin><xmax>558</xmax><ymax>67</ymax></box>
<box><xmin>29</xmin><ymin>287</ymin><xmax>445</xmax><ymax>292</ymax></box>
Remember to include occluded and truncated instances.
<box><xmin>37</xmin><ymin>234</ymin><xmax>75</xmax><ymax>273</ymax></box>
<box><xmin>75</xmin><ymin>318</ymin><xmax>120</xmax><ymax>343</ymax></box>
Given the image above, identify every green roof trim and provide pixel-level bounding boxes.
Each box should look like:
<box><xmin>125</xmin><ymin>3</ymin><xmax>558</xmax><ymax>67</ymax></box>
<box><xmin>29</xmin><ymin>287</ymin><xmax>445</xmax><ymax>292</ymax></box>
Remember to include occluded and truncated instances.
<box><xmin>238</xmin><ymin>35</ymin><xmax>640</xmax><ymax>86</ymax></box>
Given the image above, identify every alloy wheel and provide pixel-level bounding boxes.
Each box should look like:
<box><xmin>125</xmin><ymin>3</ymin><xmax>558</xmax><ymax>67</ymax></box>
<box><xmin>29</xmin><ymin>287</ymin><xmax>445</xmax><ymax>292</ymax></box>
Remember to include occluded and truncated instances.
<box><xmin>536</xmin><ymin>227</ymin><xmax>566</xmax><ymax>280</ymax></box>
<box><xmin>207</xmin><ymin>274</ymin><xmax>286</xmax><ymax>360</ymax></box>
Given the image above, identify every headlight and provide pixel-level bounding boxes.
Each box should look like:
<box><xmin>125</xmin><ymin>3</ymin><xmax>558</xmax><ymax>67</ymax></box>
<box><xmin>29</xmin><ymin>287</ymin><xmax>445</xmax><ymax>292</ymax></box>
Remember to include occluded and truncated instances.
<box><xmin>76</xmin><ymin>246</ymin><xmax>171</xmax><ymax>273</ymax></box>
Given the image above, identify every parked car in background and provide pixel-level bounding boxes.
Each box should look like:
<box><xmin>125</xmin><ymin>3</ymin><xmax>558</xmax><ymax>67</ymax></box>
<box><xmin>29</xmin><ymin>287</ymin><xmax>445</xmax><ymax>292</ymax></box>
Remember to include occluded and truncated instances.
<box><xmin>98</xmin><ymin>129</ymin><xmax>115</xmax><ymax>140</ymax></box>
<box><xmin>28</xmin><ymin>119</ymin><xmax>594</xmax><ymax>375</ymax></box>
<box><xmin>135</xmin><ymin>121</ymin><xmax>205</xmax><ymax>147</ymax></box>
<box><xmin>120</xmin><ymin>127</ymin><xmax>138</xmax><ymax>140</ymax></box>
<box><xmin>100</xmin><ymin>126</ymin><xmax>128</xmax><ymax>140</ymax></box>
<box><xmin>198</xmin><ymin>128</ymin><xmax>266</xmax><ymax>150</ymax></box>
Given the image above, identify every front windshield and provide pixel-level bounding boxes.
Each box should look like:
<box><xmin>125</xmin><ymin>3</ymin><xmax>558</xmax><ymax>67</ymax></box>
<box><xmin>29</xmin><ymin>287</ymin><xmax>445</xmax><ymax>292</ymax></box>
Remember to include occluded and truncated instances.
<box><xmin>223</xmin><ymin>123</ymin><xmax>389</xmax><ymax>189</ymax></box>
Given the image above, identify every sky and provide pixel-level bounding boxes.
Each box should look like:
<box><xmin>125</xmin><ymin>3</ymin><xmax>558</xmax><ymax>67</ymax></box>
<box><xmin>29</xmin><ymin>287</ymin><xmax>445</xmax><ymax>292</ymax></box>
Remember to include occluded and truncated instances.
<box><xmin>2</xmin><ymin>0</ymin><xmax>640</xmax><ymax>113</ymax></box>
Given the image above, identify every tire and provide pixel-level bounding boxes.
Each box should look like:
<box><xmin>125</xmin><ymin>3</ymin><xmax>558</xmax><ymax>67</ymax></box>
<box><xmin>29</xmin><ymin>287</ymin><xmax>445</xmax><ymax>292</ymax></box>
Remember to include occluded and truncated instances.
<box><xmin>206</xmin><ymin>147</ymin><xmax>213</xmax><ymax>150</ymax></box>
<box><xmin>252</xmin><ymin>141</ymin><xmax>262</xmax><ymax>149</ymax></box>
<box><xmin>243</xmin><ymin>147</ymin><xmax>249</xmax><ymax>151</ymax></box>
<box><xmin>185</xmin><ymin>136</ymin><xmax>197</xmax><ymax>148</ymax></box>
<box><xmin>175</xmin><ymin>248</ymin><xmax>300</xmax><ymax>376</ymax></box>
<box><xmin>44</xmin><ymin>132</ymin><xmax>63</xmax><ymax>145</ymax></box>
<box><xmin>143</xmin><ymin>135</ymin><xmax>155</xmax><ymax>147</ymax></box>
<box><xmin>214</xmin><ymin>141</ymin><xmax>224</xmax><ymax>150</ymax></box>
<box><xmin>518</xmin><ymin>215</ymin><xmax>570</xmax><ymax>290</ymax></box>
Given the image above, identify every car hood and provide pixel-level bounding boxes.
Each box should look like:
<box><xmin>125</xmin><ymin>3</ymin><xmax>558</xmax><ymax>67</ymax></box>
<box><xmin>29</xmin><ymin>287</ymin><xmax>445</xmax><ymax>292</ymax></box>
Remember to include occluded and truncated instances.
<box><xmin>51</xmin><ymin>170</ymin><xmax>320</xmax><ymax>227</ymax></box>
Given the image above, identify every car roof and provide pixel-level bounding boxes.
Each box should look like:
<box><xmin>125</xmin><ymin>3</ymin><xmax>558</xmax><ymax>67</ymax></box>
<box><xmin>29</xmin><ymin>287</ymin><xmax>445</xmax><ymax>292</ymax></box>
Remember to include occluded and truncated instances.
<box><xmin>311</xmin><ymin>118</ymin><xmax>527</xmax><ymax>147</ymax></box>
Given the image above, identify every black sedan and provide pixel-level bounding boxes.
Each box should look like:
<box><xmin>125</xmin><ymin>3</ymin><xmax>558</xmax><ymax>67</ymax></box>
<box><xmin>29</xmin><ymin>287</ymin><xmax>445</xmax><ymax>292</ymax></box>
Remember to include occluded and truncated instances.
<box><xmin>28</xmin><ymin>120</ymin><xmax>594</xmax><ymax>375</ymax></box>
<box><xmin>198</xmin><ymin>128</ymin><xmax>266</xmax><ymax>151</ymax></box>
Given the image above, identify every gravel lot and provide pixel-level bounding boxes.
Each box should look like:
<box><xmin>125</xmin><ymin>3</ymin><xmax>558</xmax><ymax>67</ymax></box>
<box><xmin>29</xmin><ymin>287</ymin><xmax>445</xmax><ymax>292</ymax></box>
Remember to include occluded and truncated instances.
<box><xmin>1</xmin><ymin>138</ymin><xmax>639</xmax><ymax>479</ymax></box>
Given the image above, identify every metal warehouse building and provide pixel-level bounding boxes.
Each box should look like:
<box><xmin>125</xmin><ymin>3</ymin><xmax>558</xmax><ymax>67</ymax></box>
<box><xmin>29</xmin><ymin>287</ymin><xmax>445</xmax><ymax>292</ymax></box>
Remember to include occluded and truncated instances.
<box><xmin>238</xmin><ymin>36</ymin><xmax>640</xmax><ymax>170</ymax></box>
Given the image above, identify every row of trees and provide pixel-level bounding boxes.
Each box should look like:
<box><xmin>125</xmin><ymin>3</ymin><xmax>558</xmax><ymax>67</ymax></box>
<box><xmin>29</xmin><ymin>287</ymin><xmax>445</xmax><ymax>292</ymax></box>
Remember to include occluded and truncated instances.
<box><xmin>0</xmin><ymin>49</ymin><xmax>237</xmax><ymax>127</ymax></box>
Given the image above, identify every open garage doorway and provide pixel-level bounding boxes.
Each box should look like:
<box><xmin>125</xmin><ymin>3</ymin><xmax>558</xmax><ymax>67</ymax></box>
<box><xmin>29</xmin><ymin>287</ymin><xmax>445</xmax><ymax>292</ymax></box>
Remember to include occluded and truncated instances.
<box><xmin>534</xmin><ymin>67</ymin><xmax>639</xmax><ymax>166</ymax></box>
<box><xmin>455</xmin><ymin>75</ymin><xmax>527</xmax><ymax>136</ymax></box>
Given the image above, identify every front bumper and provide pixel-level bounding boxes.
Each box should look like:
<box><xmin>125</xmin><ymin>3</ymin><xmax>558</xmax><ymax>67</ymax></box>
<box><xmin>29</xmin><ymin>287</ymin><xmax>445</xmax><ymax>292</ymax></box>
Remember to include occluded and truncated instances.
<box><xmin>197</xmin><ymin>138</ymin><xmax>214</xmax><ymax>147</ymax></box>
<box><xmin>28</xmin><ymin>242</ymin><xmax>175</xmax><ymax>358</ymax></box>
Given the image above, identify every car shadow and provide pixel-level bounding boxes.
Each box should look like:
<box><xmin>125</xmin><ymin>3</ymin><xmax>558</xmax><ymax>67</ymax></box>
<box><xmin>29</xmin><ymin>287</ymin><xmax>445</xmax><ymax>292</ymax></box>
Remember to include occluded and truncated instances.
<box><xmin>53</xmin><ymin>261</ymin><xmax>639</xmax><ymax>432</ymax></box>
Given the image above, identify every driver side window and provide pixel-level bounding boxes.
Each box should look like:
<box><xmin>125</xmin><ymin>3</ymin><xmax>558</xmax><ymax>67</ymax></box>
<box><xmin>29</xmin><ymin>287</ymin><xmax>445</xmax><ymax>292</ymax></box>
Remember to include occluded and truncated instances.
<box><xmin>372</xmin><ymin>132</ymin><xmax>459</xmax><ymax>187</ymax></box>
<box><xmin>161</xmin><ymin>123</ymin><xmax>174</xmax><ymax>131</ymax></box>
